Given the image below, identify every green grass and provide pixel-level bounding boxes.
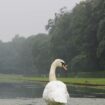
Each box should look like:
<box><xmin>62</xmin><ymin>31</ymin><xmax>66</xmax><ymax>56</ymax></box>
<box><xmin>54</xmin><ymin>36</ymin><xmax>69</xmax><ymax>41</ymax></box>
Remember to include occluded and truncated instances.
<box><xmin>59</xmin><ymin>78</ymin><xmax>105</xmax><ymax>85</ymax></box>
<box><xmin>0</xmin><ymin>74</ymin><xmax>105</xmax><ymax>86</ymax></box>
<box><xmin>0</xmin><ymin>74</ymin><xmax>24</xmax><ymax>83</ymax></box>
<box><xmin>22</xmin><ymin>76</ymin><xmax>105</xmax><ymax>85</ymax></box>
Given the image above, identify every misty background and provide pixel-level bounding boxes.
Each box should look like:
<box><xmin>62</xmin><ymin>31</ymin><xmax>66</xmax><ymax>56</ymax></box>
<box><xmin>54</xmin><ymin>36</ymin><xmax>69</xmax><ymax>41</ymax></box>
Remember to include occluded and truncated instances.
<box><xmin>0</xmin><ymin>0</ymin><xmax>105</xmax><ymax>77</ymax></box>
<box><xmin>0</xmin><ymin>0</ymin><xmax>82</xmax><ymax>42</ymax></box>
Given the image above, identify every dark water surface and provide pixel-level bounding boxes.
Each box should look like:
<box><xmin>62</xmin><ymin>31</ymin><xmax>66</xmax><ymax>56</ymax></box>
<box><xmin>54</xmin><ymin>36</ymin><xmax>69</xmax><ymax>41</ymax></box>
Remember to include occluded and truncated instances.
<box><xmin>0</xmin><ymin>82</ymin><xmax>44</xmax><ymax>98</ymax></box>
<box><xmin>0</xmin><ymin>82</ymin><xmax>105</xmax><ymax>98</ymax></box>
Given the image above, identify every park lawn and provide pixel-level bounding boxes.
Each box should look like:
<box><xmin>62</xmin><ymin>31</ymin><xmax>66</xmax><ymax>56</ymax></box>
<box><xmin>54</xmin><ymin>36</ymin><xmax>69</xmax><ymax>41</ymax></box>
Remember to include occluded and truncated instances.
<box><xmin>59</xmin><ymin>77</ymin><xmax>105</xmax><ymax>85</ymax></box>
<box><xmin>0</xmin><ymin>74</ymin><xmax>105</xmax><ymax>86</ymax></box>
<box><xmin>23</xmin><ymin>76</ymin><xmax>105</xmax><ymax>86</ymax></box>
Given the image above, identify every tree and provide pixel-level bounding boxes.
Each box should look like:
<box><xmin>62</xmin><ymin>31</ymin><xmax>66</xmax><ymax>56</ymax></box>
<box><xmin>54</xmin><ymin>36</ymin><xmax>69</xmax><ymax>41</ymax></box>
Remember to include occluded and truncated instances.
<box><xmin>32</xmin><ymin>34</ymin><xmax>52</xmax><ymax>75</ymax></box>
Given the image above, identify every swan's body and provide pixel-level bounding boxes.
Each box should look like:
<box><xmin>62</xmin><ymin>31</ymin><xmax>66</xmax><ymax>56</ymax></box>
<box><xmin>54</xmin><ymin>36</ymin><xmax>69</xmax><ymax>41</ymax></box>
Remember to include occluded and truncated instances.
<box><xmin>43</xmin><ymin>59</ymin><xmax>69</xmax><ymax>105</ymax></box>
<box><xmin>43</xmin><ymin>80</ymin><xmax>69</xmax><ymax>105</ymax></box>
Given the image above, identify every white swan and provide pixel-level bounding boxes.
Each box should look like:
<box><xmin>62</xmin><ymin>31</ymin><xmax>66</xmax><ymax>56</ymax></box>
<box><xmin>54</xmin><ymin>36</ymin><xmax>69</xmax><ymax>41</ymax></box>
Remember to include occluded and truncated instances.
<box><xmin>43</xmin><ymin>59</ymin><xmax>69</xmax><ymax>105</ymax></box>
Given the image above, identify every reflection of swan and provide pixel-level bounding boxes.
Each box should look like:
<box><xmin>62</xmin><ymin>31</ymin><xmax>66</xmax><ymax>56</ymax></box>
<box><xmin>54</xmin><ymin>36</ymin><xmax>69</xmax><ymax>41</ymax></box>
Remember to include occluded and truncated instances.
<box><xmin>43</xmin><ymin>59</ymin><xmax>69</xmax><ymax>105</ymax></box>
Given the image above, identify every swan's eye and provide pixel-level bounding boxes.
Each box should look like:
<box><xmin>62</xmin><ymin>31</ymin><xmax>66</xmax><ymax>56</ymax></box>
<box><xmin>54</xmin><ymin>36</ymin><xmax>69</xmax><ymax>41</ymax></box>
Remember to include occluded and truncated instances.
<box><xmin>61</xmin><ymin>62</ymin><xmax>65</xmax><ymax>66</ymax></box>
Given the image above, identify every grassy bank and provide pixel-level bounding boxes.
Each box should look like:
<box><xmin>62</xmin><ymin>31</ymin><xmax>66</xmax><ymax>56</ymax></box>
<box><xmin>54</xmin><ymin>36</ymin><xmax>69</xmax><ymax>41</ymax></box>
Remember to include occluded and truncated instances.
<box><xmin>24</xmin><ymin>77</ymin><xmax>105</xmax><ymax>86</ymax></box>
<box><xmin>0</xmin><ymin>74</ymin><xmax>105</xmax><ymax>86</ymax></box>
<box><xmin>59</xmin><ymin>78</ymin><xmax>105</xmax><ymax>86</ymax></box>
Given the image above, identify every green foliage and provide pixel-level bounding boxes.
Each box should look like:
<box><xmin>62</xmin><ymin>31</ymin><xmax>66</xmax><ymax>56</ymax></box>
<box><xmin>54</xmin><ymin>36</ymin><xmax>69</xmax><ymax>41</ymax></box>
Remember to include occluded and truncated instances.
<box><xmin>97</xmin><ymin>19</ymin><xmax>105</xmax><ymax>41</ymax></box>
<box><xmin>32</xmin><ymin>34</ymin><xmax>52</xmax><ymax>75</ymax></box>
<box><xmin>0</xmin><ymin>34</ymin><xmax>51</xmax><ymax>75</ymax></box>
<box><xmin>71</xmin><ymin>55</ymin><xmax>87</xmax><ymax>71</ymax></box>
<box><xmin>48</xmin><ymin>0</ymin><xmax>105</xmax><ymax>72</ymax></box>
<box><xmin>0</xmin><ymin>0</ymin><xmax>105</xmax><ymax>76</ymax></box>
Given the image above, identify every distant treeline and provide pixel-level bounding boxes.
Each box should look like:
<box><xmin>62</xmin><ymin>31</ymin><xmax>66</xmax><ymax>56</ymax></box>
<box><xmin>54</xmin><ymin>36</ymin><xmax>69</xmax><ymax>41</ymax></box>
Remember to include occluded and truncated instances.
<box><xmin>0</xmin><ymin>0</ymin><xmax>105</xmax><ymax>76</ymax></box>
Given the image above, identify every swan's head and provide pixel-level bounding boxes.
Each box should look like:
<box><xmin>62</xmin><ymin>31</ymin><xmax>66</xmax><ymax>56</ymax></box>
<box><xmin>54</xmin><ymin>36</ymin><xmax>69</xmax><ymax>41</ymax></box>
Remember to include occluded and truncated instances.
<box><xmin>53</xmin><ymin>59</ymin><xmax>67</xmax><ymax>70</ymax></box>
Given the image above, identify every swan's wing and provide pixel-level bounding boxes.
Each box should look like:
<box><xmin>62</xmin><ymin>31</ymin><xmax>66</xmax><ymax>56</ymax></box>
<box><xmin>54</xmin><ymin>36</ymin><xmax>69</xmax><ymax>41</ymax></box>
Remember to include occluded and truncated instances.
<box><xmin>43</xmin><ymin>81</ymin><xmax>69</xmax><ymax>103</ymax></box>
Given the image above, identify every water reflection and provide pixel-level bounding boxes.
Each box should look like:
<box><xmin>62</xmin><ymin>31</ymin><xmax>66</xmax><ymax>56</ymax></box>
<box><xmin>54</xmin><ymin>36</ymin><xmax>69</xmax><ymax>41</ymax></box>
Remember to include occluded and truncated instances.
<box><xmin>0</xmin><ymin>82</ymin><xmax>105</xmax><ymax>98</ymax></box>
<box><xmin>68</xmin><ymin>84</ymin><xmax>105</xmax><ymax>98</ymax></box>
<box><xmin>0</xmin><ymin>83</ymin><xmax>44</xmax><ymax>98</ymax></box>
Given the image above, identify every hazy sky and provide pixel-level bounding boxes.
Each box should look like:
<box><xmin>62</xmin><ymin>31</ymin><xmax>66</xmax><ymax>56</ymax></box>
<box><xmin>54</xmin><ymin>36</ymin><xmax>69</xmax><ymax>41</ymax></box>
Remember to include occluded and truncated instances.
<box><xmin>0</xmin><ymin>0</ymin><xmax>83</xmax><ymax>42</ymax></box>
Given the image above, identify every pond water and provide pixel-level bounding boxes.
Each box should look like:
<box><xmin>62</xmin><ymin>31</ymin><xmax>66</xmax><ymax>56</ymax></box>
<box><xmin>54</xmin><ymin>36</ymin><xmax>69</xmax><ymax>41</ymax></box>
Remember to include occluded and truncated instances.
<box><xmin>0</xmin><ymin>82</ymin><xmax>105</xmax><ymax>105</ymax></box>
<box><xmin>0</xmin><ymin>98</ymin><xmax>105</xmax><ymax>105</ymax></box>
<box><xmin>0</xmin><ymin>82</ymin><xmax>105</xmax><ymax>98</ymax></box>
<box><xmin>0</xmin><ymin>82</ymin><xmax>44</xmax><ymax>98</ymax></box>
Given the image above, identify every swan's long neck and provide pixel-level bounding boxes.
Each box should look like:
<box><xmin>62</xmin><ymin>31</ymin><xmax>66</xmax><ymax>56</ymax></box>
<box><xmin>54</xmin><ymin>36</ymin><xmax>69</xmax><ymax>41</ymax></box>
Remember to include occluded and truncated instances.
<box><xmin>49</xmin><ymin>62</ymin><xmax>57</xmax><ymax>81</ymax></box>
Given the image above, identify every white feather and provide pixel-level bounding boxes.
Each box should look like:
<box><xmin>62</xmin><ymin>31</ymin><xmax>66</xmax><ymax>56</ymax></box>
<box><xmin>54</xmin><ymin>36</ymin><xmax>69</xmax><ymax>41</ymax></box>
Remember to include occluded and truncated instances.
<box><xmin>43</xmin><ymin>80</ymin><xmax>69</xmax><ymax>104</ymax></box>
<box><xmin>42</xmin><ymin>59</ymin><xmax>70</xmax><ymax>105</ymax></box>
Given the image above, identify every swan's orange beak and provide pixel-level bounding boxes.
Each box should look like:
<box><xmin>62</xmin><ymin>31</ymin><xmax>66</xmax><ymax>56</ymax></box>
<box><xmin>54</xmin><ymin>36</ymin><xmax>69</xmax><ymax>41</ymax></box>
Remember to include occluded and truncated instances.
<box><xmin>63</xmin><ymin>65</ymin><xmax>67</xmax><ymax>70</ymax></box>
